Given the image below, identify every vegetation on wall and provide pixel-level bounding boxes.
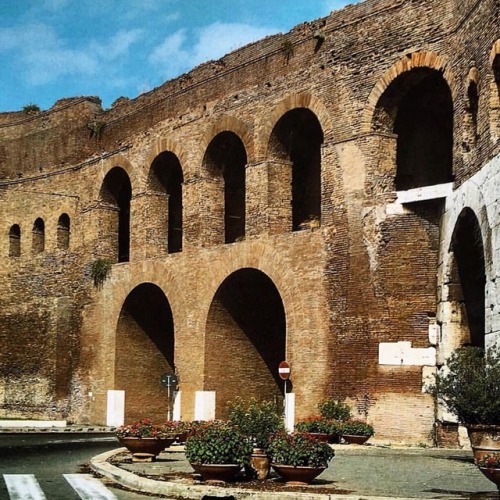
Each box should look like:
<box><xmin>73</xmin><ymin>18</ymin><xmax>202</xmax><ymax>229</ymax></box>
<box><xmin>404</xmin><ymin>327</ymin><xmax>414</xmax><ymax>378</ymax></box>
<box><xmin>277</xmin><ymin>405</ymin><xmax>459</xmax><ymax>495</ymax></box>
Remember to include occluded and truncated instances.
<box><xmin>90</xmin><ymin>259</ymin><xmax>112</xmax><ymax>288</ymax></box>
<box><xmin>22</xmin><ymin>103</ymin><xmax>41</xmax><ymax>114</ymax></box>
<box><xmin>282</xmin><ymin>39</ymin><xmax>294</xmax><ymax>63</ymax></box>
<box><xmin>87</xmin><ymin>121</ymin><xmax>106</xmax><ymax>140</ymax></box>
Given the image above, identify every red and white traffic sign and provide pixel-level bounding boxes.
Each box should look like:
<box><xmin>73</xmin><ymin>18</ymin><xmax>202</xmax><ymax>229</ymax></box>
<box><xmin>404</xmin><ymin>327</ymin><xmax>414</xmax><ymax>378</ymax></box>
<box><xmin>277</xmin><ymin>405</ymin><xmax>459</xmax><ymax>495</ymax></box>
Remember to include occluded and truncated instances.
<box><xmin>278</xmin><ymin>361</ymin><xmax>291</xmax><ymax>380</ymax></box>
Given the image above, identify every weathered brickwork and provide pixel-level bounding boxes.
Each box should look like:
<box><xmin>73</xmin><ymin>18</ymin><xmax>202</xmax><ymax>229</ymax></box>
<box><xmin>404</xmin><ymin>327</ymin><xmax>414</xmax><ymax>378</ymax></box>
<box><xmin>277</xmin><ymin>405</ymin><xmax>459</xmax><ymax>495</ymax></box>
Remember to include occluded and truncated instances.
<box><xmin>0</xmin><ymin>0</ymin><xmax>499</xmax><ymax>445</ymax></box>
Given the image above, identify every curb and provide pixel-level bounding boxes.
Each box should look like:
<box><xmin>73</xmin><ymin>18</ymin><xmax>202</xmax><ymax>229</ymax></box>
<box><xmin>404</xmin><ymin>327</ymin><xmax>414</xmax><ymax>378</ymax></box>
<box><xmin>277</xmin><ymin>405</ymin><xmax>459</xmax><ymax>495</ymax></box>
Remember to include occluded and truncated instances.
<box><xmin>90</xmin><ymin>448</ymin><xmax>425</xmax><ymax>500</ymax></box>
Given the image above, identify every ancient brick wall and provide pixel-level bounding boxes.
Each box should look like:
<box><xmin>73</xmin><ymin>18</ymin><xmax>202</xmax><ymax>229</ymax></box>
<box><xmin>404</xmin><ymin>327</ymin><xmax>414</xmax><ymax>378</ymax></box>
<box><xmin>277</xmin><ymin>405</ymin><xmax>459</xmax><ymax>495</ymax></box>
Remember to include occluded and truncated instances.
<box><xmin>0</xmin><ymin>0</ymin><xmax>499</xmax><ymax>444</ymax></box>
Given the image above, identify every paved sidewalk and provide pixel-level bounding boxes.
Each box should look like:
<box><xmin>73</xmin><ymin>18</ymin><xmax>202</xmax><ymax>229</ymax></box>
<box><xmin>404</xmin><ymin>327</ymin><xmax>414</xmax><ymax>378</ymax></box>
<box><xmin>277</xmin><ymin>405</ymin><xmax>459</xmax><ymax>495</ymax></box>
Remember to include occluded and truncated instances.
<box><xmin>91</xmin><ymin>444</ymin><xmax>500</xmax><ymax>500</ymax></box>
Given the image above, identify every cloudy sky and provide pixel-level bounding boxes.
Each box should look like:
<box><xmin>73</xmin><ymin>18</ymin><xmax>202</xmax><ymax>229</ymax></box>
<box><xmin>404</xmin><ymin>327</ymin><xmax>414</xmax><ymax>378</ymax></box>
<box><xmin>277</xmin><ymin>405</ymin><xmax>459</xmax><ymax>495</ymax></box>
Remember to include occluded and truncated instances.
<box><xmin>0</xmin><ymin>0</ymin><xmax>360</xmax><ymax>113</ymax></box>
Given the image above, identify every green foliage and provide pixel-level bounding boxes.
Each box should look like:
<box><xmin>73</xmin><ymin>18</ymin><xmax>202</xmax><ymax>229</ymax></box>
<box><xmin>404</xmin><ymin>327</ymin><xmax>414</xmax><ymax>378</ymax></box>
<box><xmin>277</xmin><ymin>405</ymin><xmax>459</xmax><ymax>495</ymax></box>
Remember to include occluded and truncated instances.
<box><xmin>116</xmin><ymin>418</ymin><xmax>174</xmax><ymax>439</ymax></box>
<box><xmin>341</xmin><ymin>419</ymin><xmax>374</xmax><ymax>437</ymax></box>
<box><xmin>185</xmin><ymin>421</ymin><xmax>253</xmax><ymax>466</ymax></box>
<box><xmin>227</xmin><ymin>397</ymin><xmax>284</xmax><ymax>449</ymax></box>
<box><xmin>433</xmin><ymin>346</ymin><xmax>500</xmax><ymax>425</ymax></box>
<box><xmin>318</xmin><ymin>399</ymin><xmax>352</xmax><ymax>421</ymax></box>
<box><xmin>295</xmin><ymin>416</ymin><xmax>342</xmax><ymax>436</ymax></box>
<box><xmin>267</xmin><ymin>431</ymin><xmax>335</xmax><ymax>467</ymax></box>
<box><xmin>87</xmin><ymin>121</ymin><xmax>106</xmax><ymax>140</ymax></box>
<box><xmin>23</xmin><ymin>103</ymin><xmax>40</xmax><ymax>114</ymax></box>
<box><xmin>90</xmin><ymin>259</ymin><xmax>112</xmax><ymax>288</ymax></box>
<box><xmin>282</xmin><ymin>39</ymin><xmax>294</xmax><ymax>63</ymax></box>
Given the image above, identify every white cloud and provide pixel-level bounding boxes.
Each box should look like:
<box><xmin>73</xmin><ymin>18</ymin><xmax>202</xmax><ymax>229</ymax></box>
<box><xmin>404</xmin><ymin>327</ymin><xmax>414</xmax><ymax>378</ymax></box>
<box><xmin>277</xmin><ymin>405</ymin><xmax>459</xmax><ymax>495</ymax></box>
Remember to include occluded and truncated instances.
<box><xmin>90</xmin><ymin>29</ymin><xmax>144</xmax><ymax>61</ymax></box>
<box><xmin>149</xmin><ymin>21</ymin><xmax>277</xmax><ymax>79</ymax></box>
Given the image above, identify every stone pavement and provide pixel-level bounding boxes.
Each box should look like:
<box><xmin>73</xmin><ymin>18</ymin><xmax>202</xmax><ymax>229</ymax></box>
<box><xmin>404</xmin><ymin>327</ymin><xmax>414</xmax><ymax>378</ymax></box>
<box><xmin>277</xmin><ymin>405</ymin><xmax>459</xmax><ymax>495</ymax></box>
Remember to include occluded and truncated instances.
<box><xmin>90</xmin><ymin>443</ymin><xmax>500</xmax><ymax>500</ymax></box>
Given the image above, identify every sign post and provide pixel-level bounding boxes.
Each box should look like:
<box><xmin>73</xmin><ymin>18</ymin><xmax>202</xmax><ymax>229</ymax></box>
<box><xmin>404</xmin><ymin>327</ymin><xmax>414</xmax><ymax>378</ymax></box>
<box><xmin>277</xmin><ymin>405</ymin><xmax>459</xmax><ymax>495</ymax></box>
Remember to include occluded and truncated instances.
<box><xmin>278</xmin><ymin>361</ymin><xmax>291</xmax><ymax>427</ymax></box>
<box><xmin>160</xmin><ymin>373</ymin><xmax>179</xmax><ymax>421</ymax></box>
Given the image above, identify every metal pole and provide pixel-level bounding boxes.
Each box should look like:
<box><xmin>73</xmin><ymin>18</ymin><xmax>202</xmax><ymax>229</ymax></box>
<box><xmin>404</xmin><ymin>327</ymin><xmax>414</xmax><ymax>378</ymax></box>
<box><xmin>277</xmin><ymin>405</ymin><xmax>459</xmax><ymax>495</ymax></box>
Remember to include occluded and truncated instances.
<box><xmin>283</xmin><ymin>379</ymin><xmax>287</xmax><ymax>428</ymax></box>
<box><xmin>167</xmin><ymin>377</ymin><xmax>171</xmax><ymax>421</ymax></box>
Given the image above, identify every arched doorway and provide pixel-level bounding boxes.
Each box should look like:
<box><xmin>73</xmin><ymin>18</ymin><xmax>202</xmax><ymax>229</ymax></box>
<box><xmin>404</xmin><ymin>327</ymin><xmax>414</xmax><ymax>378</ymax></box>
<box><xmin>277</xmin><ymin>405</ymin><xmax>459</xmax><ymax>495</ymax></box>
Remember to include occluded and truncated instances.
<box><xmin>115</xmin><ymin>283</ymin><xmax>175</xmax><ymax>421</ymax></box>
<box><xmin>205</xmin><ymin>268</ymin><xmax>286</xmax><ymax>418</ymax></box>
<box><xmin>100</xmin><ymin>167</ymin><xmax>131</xmax><ymax>262</ymax></box>
<box><xmin>268</xmin><ymin>108</ymin><xmax>323</xmax><ymax>231</ymax></box>
<box><xmin>448</xmin><ymin>208</ymin><xmax>486</xmax><ymax>348</ymax></box>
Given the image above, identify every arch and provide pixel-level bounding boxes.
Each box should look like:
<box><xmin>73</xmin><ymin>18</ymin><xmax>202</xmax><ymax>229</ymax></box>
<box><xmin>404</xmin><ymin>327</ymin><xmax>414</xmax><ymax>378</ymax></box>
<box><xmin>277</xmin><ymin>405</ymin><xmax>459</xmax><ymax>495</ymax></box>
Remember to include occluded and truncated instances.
<box><xmin>115</xmin><ymin>282</ymin><xmax>175</xmax><ymax>422</ymax></box>
<box><xmin>363</xmin><ymin>51</ymin><xmax>454</xmax><ymax>133</ymax></box>
<box><xmin>200</xmin><ymin>115</ymin><xmax>254</xmax><ymax>161</ymax></box>
<box><xmin>32</xmin><ymin>217</ymin><xmax>45</xmax><ymax>254</ymax></box>
<box><xmin>99</xmin><ymin>166</ymin><xmax>132</xmax><ymax>262</ymax></box>
<box><xmin>146</xmin><ymin>137</ymin><xmax>188</xmax><ymax>170</ymax></box>
<box><xmin>202</xmin><ymin>130</ymin><xmax>247</xmax><ymax>244</ymax></box>
<box><xmin>57</xmin><ymin>213</ymin><xmax>70</xmax><ymax>250</ymax></box>
<box><xmin>90</xmin><ymin>155</ymin><xmax>138</xmax><ymax>201</ymax></box>
<box><xmin>258</xmin><ymin>93</ymin><xmax>333</xmax><ymax>158</ymax></box>
<box><xmin>148</xmin><ymin>151</ymin><xmax>184</xmax><ymax>253</ymax></box>
<box><xmin>8</xmin><ymin>224</ymin><xmax>21</xmax><ymax>257</ymax></box>
<box><xmin>204</xmin><ymin>268</ymin><xmax>286</xmax><ymax>418</ymax></box>
<box><xmin>489</xmin><ymin>40</ymin><xmax>500</xmax><ymax>141</ymax></box>
<box><xmin>447</xmin><ymin>208</ymin><xmax>486</xmax><ymax>348</ymax></box>
<box><xmin>266</xmin><ymin>107</ymin><xmax>324</xmax><ymax>231</ymax></box>
<box><xmin>368</xmin><ymin>60</ymin><xmax>454</xmax><ymax>190</ymax></box>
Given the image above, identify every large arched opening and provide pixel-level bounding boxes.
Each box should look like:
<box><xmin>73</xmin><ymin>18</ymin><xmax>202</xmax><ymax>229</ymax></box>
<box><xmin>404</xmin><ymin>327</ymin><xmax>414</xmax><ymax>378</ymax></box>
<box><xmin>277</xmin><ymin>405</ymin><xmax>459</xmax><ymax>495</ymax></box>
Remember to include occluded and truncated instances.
<box><xmin>205</xmin><ymin>268</ymin><xmax>286</xmax><ymax>418</ymax></box>
<box><xmin>115</xmin><ymin>283</ymin><xmax>175</xmax><ymax>421</ymax></box>
<box><xmin>99</xmin><ymin>167</ymin><xmax>132</xmax><ymax>262</ymax></box>
<box><xmin>268</xmin><ymin>108</ymin><xmax>323</xmax><ymax>231</ymax></box>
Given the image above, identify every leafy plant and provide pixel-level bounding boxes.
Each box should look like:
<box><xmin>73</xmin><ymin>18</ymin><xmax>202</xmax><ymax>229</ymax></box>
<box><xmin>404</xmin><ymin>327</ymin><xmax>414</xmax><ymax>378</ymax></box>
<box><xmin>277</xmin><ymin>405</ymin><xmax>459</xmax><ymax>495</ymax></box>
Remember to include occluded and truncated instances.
<box><xmin>341</xmin><ymin>419</ymin><xmax>374</xmax><ymax>437</ymax></box>
<box><xmin>282</xmin><ymin>39</ymin><xmax>294</xmax><ymax>63</ymax></box>
<box><xmin>23</xmin><ymin>103</ymin><xmax>40</xmax><ymax>114</ymax></box>
<box><xmin>476</xmin><ymin>453</ymin><xmax>500</xmax><ymax>468</ymax></box>
<box><xmin>116</xmin><ymin>418</ymin><xmax>174</xmax><ymax>439</ymax></box>
<box><xmin>318</xmin><ymin>399</ymin><xmax>352</xmax><ymax>421</ymax></box>
<box><xmin>90</xmin><ymin>258</ymin><xmax>112</xmax><ymax>288</ymax></box>
<box><xmin>433</xmin><ymin>346</ymin><xmax>500</xmax><ymax>425</ymax></box>
<box><xmin>227</xmin><ymin>397</ymin><xmax>284</xmax><ymax>449</ymax></box>
<box><xmin>87</xmin><ymin>121</ymin><xmax>106</xmax><ymax>140</ymax></box>
<box><xmin>185</xmin><ymin>421</ymin><xmax>253</xmax><ymax>466</ymax></box>
<box><xmin>295</xmin><ymin>416</ymin><xmax>342</xmax><ymax>436</ymax></box>
<box><xmin>267</xmin><ymin>431</ymin><xmax>335</xmax><ymax>467</ymax></box>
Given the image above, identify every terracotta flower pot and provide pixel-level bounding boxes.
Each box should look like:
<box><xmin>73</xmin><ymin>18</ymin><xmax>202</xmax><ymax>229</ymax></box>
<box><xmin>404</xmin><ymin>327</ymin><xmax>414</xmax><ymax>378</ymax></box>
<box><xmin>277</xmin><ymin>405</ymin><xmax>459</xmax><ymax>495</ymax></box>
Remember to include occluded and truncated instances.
<box><xmin>271</xmin><ymin>463</ymin><xmax>326</xmax><ymax>484</ymax></box>
<box><xmin>342</xmin><ymin>434</ymin><xmax>370</xmax><ymax>445</ymax></box>
<box><xmin>190</xmin><ymin>463</ymin><xmax>242</xmax><ymax>482</ymax></box>
<box><xmin>467</xmin><ymin>425</ymin><xmax>500</xmax><ymax>462</ymax></box>
<box><xmin>117</xmin><ymin>436</ymin><xmax>175</xmax><ymax>458</ymax></box>
<box><xmin>246</xmin><ymin>448</ymin><xmax>271</xmax><ymax>480</ymax></box>
<box><xmin>304</xmin><ymin>432</ymin><xmax>331</xmax><ymax>442</ymax></box>
<box><xmin>478</xmin><ymin>467</ymin><xmax>500</xmax><ymax>491</ymax></box>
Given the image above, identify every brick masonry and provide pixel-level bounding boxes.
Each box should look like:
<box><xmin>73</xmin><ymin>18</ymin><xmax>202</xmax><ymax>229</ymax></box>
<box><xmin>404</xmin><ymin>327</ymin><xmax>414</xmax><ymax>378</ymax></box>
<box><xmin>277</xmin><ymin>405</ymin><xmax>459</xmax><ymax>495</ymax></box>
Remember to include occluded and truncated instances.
<box><xmin>0</xmin><ymin>0</ymin><xmax>499</xmax><ymax>445</ymax></box>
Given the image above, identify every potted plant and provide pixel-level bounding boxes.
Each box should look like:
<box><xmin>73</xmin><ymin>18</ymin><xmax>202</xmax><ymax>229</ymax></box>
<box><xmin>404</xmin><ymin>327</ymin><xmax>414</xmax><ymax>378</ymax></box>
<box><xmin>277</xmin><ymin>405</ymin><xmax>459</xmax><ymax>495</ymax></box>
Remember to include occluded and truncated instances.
<box><xmin>295</xmin><ymin>416</ymin><xmax>342</xmax><ymax>443</ymax></box>
<box><xmin>476</xmin><ymin>453</ymin><xmax>500</xmax><ymax>491</ymax></box>
<box><xmin>433</xmin><ymin>345</ymin><xmax>500</xmax><ymax>460</ymax></box>
<box><xmin>267</xmin><ymin>431</ymin><xmax>335</xmax><ymax>484</ymax></box>
<box><xmin>162</xmin><ymin>420</ymin><xmax>191</xmax><ymax>443</ymax></box>
<box><xmin>227</xmin><ymin>397</ymin><xmax>284</xmax><ymax>480</ymax></box>
<box><xmin>116</xmin><ymin>418</ymin><xmax>176</xmax><ymax>460</ymax></box>
<box><xmin>340</xmin><ymin>419</ymin><xmax>374</xmax><ymax>445</ymax></box>
<box><xmin>185</xmin><ymin>421</ymin><xmax>252</xmax><ymax>482</ymax></box>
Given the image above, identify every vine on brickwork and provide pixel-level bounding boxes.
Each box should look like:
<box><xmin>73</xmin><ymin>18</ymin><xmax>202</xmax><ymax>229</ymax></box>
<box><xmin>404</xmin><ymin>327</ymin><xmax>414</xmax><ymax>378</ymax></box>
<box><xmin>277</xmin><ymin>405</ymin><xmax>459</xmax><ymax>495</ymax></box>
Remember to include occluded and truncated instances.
<box><xmin>90</xmin><ymin>259</ymin><xmax>112</xmax><ymax>288</ymax></box>
<box><xmin>87</xmin><ymin>121</ymin><xmax>106</xmax><ymax>140</ymax></box>
<box><xmin>282</xmin><ymin>39</ymin><xmax>294</xmax><ymax>63</ymax></box>
<box><xmin>22</xmin><ymin>103</ymin><xmax>41</xmax><ymax>114</ymax></box>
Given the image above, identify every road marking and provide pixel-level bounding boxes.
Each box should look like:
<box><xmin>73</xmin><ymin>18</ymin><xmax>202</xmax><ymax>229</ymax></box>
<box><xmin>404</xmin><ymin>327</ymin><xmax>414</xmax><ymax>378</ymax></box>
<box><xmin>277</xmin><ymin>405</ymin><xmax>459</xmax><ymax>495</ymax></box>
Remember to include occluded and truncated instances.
<box><xmin>63</xmin><ymin>474</ymin><xmax>118</xmax><ymax>499</ymax></box>
<box><xmin>3</xmin><ymin>474</ymin><xmax>47</xmax><ymax>500</ymax></box>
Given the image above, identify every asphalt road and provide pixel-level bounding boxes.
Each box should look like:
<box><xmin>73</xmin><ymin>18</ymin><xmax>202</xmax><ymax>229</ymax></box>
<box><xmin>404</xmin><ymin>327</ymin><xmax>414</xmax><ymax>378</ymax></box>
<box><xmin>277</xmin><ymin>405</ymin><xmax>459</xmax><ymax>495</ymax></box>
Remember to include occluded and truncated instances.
<box><xmin>0</xmin><ymin>433</ymin><xmax>160</xmax><ymax>500</ymax></box>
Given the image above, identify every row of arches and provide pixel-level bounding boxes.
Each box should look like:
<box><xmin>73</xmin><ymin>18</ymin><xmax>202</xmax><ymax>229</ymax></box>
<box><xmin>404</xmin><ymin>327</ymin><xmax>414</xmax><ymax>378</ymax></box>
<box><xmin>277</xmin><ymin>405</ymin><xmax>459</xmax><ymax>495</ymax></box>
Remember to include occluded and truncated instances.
<box><xmin>8</xmin><ymin>214</ymin><xmax>70</xmax><ymax>257</ymax></box>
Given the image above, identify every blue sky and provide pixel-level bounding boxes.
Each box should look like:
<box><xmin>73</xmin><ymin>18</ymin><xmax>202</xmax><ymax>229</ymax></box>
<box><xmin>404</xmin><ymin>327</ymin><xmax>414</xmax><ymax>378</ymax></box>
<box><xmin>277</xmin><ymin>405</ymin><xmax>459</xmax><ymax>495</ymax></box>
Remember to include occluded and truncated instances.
<box><xmin>0</xmin><ymin>0</ymin><xmax>360</xmax><ymax>112</ymax></box>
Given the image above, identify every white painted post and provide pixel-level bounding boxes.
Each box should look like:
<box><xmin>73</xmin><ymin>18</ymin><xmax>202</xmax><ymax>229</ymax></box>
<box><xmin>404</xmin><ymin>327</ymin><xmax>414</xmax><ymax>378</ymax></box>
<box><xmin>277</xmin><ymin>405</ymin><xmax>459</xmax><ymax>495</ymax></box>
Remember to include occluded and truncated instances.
<box><xmin>285</xmin><ymin>392</ymin><xmax>295</xmax><ymax>432</ymax></box>
<box><xmin>194</xmin><ymin>391</ymin><xmax>216</xmax><ymax>421</ymax></box>
<box><xmin>173</xmin><ymin>390</ymin><xmax>181</xmax><ymax>421</ymax></box>
<box><xmin>106</xmin><ymin>390</ymin><xmax>125</xmax><ymax>427</ymax></box>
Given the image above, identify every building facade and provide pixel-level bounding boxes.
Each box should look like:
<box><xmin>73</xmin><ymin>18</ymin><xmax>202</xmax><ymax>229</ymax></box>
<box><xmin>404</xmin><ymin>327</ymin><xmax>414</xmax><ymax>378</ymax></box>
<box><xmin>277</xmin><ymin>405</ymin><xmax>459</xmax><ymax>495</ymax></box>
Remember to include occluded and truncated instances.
<box><xmin>0</xmin><ymin>0</ymin><xmax>499</xmax><ymax>444</ymax></box>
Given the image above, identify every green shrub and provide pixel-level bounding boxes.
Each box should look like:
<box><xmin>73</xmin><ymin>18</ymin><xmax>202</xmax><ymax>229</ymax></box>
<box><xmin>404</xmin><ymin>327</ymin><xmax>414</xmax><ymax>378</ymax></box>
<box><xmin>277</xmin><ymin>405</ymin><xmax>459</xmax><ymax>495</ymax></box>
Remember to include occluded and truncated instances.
<box><xmin>227</xmin><ymin>397</ymin><xmax>284</xmax><ymax>449</ymax></box>
<box><xmin>295</xmin><ymin>416</ymin><xmax>342</xmax><ymax>436</ymax></box>
<box><xmin>267</xmin><ymin>431</ymin><xmax>335</xmax><ymax>467</ymax></box>
<box><xmin>341</xmin><ymin>419</ymin><xmax>374</xmax><ymax>437</ymax></box>
<box><xmin>433</xmin><ymin>346</ymin><xmax>500</xmax><ymax>425</ymax></box>
<box><xmin>318</xmin><ymin>399</ymin><xmax>351</xmax><ymax>421</ymax></box>
<box><xmin>185</xmin><ymin>421</ymin><xmax>252</xmax><ymax>466</ymax></box>
<box><xmin>90</xmin><ymin>259</ymin><xmax>112</xmax><ymax>288</ymax></box>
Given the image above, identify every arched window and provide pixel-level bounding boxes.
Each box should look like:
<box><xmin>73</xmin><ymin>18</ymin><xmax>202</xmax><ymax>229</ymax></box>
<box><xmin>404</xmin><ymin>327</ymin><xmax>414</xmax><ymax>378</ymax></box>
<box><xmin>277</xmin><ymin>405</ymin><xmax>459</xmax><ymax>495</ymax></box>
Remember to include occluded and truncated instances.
<box><xmin>32</xmin><ymin>218</ymin><xmax>45</xmax><ymax>254</ymax></box>
<box><xmin>9</xmin><ymin>224</ymin><xmax>21</xmax><ymax>257</ymax></box>
<box><xmin>268</xmin><ymin>108</ymin><xmax>323</xmax><ymax>231</ymax></box>
<box><xmin>57</xmin><ymin>213</ymin><xmax>70</xmax><ymax>250</ymax></box>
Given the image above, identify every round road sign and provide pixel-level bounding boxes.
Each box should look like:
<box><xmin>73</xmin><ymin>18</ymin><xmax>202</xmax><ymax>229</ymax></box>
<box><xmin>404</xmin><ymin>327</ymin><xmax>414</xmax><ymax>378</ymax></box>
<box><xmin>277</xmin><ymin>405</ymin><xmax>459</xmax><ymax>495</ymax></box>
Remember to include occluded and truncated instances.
<box><xmin>278</xmin><ymin>361</ymin><xmax>291</xmax><ymax>380</ymax></box>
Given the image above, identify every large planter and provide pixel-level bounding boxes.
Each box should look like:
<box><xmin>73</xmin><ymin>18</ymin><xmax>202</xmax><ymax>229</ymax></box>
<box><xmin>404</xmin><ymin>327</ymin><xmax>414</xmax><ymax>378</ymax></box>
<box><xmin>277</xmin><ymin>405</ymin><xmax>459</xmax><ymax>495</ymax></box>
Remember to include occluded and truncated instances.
<box><xmin>271</xmin><ymin>464</ymin><xmax>326</xmax><ymax>485</ymax></box>
<box><xmin>118</xmin><ymin>436</ymin><xmax>175</xmax><ymax>458</ymax></box>
<box><xmin>467</xmin><ymin>425</ymin><xmax>500</xmax><ymax>462</ymax></box>
<box><xmin>304</xmin><ymin>432</ymin><xmax>331</xmax><ymax>442</ymax></box>
<box><xmin>478</xmin><ymin>467</ymin><xmax>500</xmax><ymax>492</ymax></box>
<box><xmin>190</xmin><ymin>463</ymin><xmax>242</xmax><ymax>482</ymax></box>
<box><xmin>342</xmin><ymin>434</ymin><xmax>370</xmax><ymax>445</ymax></box>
